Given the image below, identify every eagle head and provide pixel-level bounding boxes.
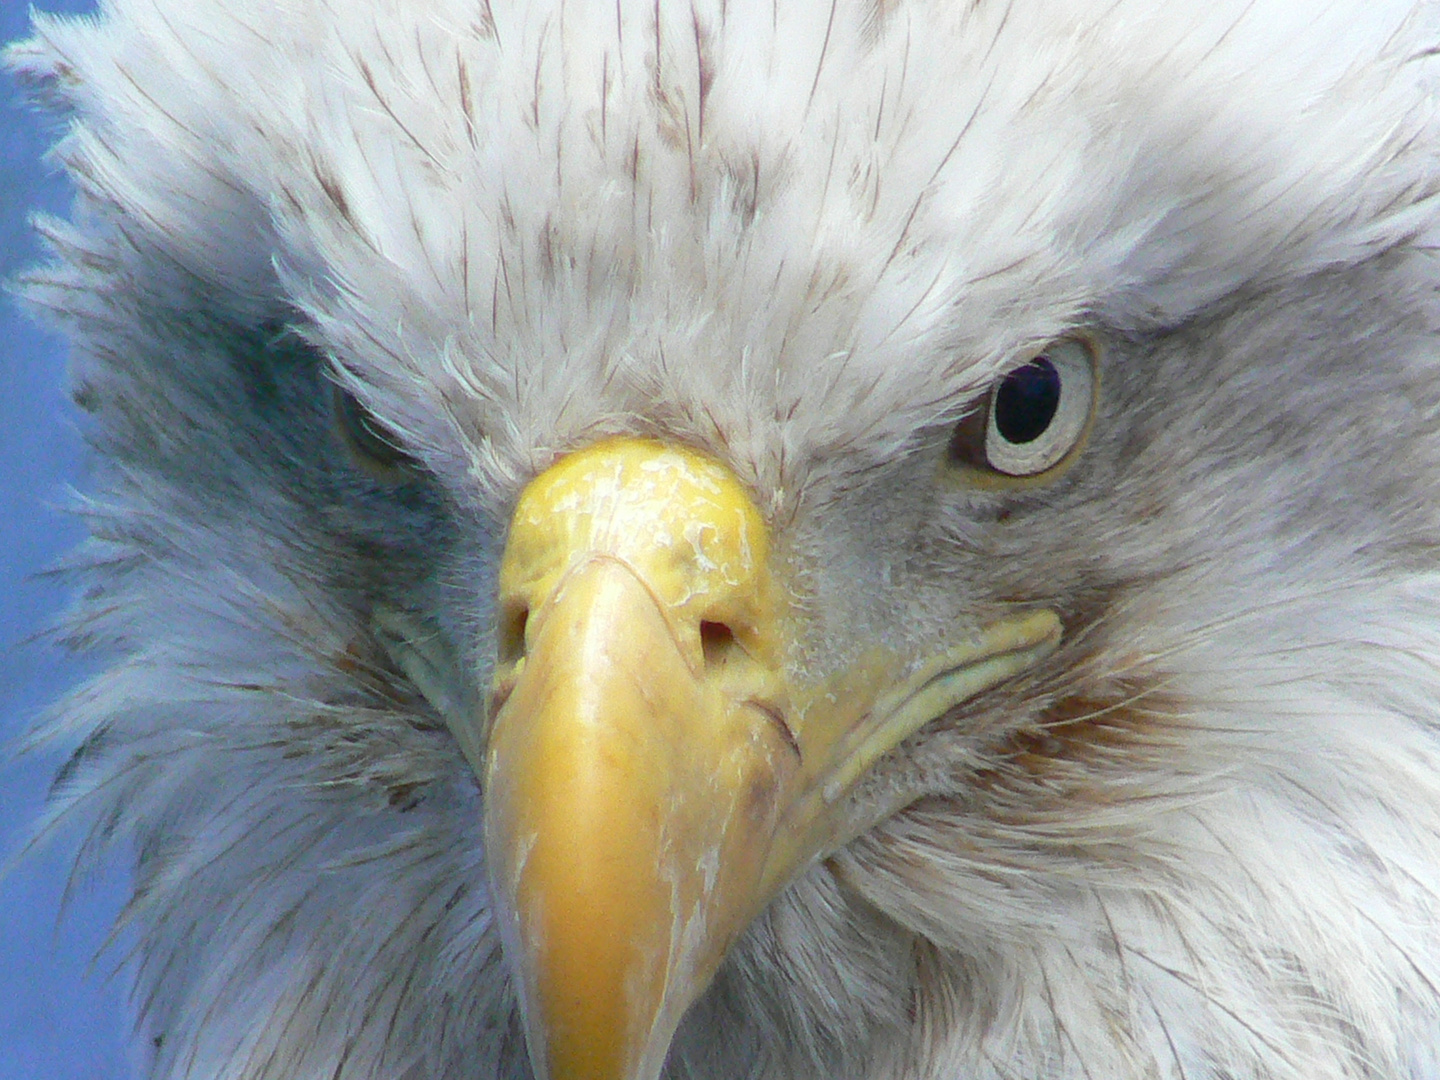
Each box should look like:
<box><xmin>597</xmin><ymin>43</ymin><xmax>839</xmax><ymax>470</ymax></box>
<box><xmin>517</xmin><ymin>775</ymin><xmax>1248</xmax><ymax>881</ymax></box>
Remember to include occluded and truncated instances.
<box><xmin>12</xmin><ymin>1</ymin><xmax>1440</xmax><ymax>1078</ymax></box>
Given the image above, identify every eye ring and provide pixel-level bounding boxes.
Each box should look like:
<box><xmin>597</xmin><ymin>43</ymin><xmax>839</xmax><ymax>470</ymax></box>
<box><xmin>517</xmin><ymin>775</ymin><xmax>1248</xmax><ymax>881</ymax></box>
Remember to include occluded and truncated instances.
<box><xmin>947</xmin><ymin>337</ymin><xmax>1099</xmax><ymax>484</ymax></box>
<box><xmin>331</xmin><ymin>382</ymin><xmax>420</xmax><ymax>481</ymax></box>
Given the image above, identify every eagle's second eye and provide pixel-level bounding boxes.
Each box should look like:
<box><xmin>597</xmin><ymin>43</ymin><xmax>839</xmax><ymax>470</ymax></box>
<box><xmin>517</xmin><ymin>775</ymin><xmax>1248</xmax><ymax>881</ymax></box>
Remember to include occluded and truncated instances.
<box><xmin>332</xmin><ymin>382</ymin><xmax>420</xmax><ymax>480</ymax></box>
<box><xmin>948</xmin><ymin>337</ymin><xmax>1098</xmax><ymax>481</ymax></box>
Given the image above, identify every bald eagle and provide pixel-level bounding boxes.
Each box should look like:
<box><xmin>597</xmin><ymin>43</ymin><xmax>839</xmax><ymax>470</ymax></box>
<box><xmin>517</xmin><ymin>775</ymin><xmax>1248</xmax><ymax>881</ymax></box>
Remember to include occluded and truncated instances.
<box><xmin>13</xmin><ymin>0</ymin><xmax>1440</xmax><ymax>1077</ymax></box>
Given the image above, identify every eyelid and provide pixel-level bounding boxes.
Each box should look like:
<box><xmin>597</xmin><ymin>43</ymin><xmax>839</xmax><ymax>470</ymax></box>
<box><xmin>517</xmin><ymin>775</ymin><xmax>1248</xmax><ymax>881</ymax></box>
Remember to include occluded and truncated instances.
<box><xmin>331</xmin><ymin>382</ymin><xmax>421</xmax><ymax>481</ymax></box>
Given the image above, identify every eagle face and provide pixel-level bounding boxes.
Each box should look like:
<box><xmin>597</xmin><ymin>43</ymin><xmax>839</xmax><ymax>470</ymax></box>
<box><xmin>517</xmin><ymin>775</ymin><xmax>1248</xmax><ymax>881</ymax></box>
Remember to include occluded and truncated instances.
<box><xmin>13</xmin><ymin>0</ymin><xmax>1440</xmax><ymax>1077</ymax></box>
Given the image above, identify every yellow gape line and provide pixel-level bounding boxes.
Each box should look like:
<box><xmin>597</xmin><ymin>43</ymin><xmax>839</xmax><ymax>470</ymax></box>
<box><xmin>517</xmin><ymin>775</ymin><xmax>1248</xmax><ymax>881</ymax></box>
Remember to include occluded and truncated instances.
<box><xmin>475</xmin><ymin>439</ymin><xmax>1060</xmax><ymax>1080</ymax></box>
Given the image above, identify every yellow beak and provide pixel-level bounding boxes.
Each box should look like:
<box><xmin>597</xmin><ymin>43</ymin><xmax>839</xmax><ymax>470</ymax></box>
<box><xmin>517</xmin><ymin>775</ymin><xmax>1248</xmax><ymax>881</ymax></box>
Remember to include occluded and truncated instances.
<box><xmin>476</xmin><ymin>439</ymin><xmax>1060</xmax><ymax>1080</ymax></box>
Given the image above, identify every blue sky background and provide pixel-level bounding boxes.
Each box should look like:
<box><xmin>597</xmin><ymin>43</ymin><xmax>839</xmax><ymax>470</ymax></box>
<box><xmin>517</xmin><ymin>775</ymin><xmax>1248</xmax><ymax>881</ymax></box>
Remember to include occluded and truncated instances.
<box><xmin>1</xmin><ymin>0</ymin><xmax>137</xmax><ymax>1076</ymax></box>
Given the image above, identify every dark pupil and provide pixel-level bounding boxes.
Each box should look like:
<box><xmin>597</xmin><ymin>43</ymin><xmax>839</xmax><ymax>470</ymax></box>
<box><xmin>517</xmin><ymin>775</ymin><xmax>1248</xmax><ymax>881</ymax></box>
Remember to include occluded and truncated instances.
<box><xmin>993</xmin><ymin>358</ymin><xmax>1061</xmax><ymax>444</ymax></box>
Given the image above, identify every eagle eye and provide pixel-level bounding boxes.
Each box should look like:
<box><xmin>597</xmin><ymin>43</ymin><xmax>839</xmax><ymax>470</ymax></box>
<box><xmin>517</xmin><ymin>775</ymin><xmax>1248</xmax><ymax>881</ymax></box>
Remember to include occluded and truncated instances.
<box><xmin>331</xmin><ymin>383</ymin><xmax>419</xmax><ymax>479</ymax></box>
<box><xmin>948</xmin><ymin>337</ymin><xmax>1098</xmax><ymax>481</ymax></box>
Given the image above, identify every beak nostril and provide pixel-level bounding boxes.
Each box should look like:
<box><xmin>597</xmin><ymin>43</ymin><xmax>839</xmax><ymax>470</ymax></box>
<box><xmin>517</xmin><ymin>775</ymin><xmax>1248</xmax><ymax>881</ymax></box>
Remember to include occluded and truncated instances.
<box><xmin>500</xmin><ymin>606</ymin><xmax>529</xmax><ymax>665</ymax></box>
<box><xmin>700</xmin><ymin>620</ymin><xmax>740</xmax><ymax>669</ymax></box>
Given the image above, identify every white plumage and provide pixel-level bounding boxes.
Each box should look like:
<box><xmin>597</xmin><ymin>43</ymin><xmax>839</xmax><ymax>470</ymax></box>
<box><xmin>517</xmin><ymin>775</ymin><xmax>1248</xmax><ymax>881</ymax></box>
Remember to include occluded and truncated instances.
<box><xmin>13</xmin><ymin>1</ymin><xmax>1440</xmax><ymax>1077</ymax></box>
